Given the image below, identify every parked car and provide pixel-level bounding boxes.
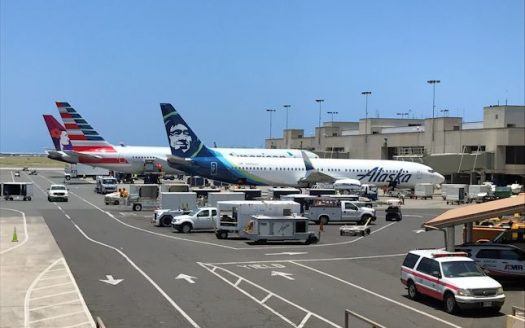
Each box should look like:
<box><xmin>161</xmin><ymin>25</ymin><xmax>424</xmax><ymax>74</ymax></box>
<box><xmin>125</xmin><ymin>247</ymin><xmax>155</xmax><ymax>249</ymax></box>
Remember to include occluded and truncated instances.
<box><xmin>172</xmin><ymin>207</ymin><xmax>219</xmax><ymax>233</ymax></box>
<box><xmin>385</xmin><ymin>205</ymin><xmax>402</xmax><ymax>221</ymax></box>
<box><xmin>455</xmin><ymin>243</ymin><xmax>525</xmax><ymax>279</ymax></box>
<box><xmin>401</xmin><ymin>249</ymin><xmax>505</xmax><ymax>314</ymax></box>
<box><xmin>47</xmin><ymin>184</ymin><xmax>69</xmax><ymax>202</ymax></box>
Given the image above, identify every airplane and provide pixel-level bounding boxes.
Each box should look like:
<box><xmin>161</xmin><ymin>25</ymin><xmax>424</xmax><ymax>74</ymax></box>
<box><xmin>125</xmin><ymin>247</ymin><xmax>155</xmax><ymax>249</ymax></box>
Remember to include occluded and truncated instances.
<box><xmin>160</xmin><ymin>103</ymin><xmax>446</xmax><ymax>188</ymax></box>
<box><xmin>53</xmin><ymin>102</ymin><xmax>319</xmax><ymax>175</ymax></box>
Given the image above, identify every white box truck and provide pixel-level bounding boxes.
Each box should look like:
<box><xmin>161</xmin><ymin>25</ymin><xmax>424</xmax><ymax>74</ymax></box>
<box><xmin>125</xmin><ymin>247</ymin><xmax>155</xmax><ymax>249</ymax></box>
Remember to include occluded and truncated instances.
<box><xmin>65</xmin><ymin>164</ymin><xmax>109</xmax><ymax>180</ymax></box>
<box><xmin>152</xmin><ymin>192</ymin><xmax>197</xmax><ymax>227</ymax></box>
<box><xmin>215</xmin><ymin>200</ymin><xmax>300</xmax><ymax>239</ymax></box>
<box><xmin>207</xmin><ymin>192</ymin><xmax>245</xmax><ymax>207</ymax></box>
<box><xmin>414</xmin><ymin>183</ymin><xmax>434</xmax><ymax>199</ymax></box>
<box><xmin>442</xmin><ymin>184</ymin><xmax>468</xmax><ymax>204</ymax></box>
<box><xmin>467</xmin><ymin>184</ymin><xmax>493</xmax><ymax>203</ymax></box>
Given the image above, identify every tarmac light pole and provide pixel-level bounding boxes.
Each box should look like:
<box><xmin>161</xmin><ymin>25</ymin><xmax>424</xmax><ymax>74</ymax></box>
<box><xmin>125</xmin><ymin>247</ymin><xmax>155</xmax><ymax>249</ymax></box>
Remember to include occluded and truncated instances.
<box><xmin>283</xmin><ymin>104</ymin><xmax>291</xmax><ymax>130</ymax></box>
<box><xmin>266</xmin><ymin>109</ymin><xmax>276</xmax><ymax>139</ymax></box>
<box><xmin>361</xmin><ymin>91</ymin><xmax>371</xmax><ymax>143</ymax></box>
<box><xmin>427</xmin><ymin>80</ymin><xmax>440</xmax><ymax>152</ymax></box>
<box><xmin>315</xmin><ymin>99</ymin><xmax>324</xmax><ymax>145</ymax></box>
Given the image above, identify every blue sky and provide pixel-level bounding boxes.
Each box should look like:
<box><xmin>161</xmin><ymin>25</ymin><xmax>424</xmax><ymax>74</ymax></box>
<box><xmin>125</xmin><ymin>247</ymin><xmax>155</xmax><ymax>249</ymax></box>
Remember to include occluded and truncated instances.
<box><xmin>1</xmin><ymin>0</ymin><xmax>523</xmax><ymax>152</ymax></box>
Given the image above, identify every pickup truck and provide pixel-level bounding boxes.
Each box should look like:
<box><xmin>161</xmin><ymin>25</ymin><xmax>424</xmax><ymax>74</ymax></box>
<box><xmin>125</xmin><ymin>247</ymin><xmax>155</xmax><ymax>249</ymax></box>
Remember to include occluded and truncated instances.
<box><xmin>172</xmin><ymin>207</ymin><xmax>219</xmax><ymax>233</ymax></box>
<box><xmin>305</xmin><ymin>200</ymin><xmax>376</xmax><ymax>225</ymax></box>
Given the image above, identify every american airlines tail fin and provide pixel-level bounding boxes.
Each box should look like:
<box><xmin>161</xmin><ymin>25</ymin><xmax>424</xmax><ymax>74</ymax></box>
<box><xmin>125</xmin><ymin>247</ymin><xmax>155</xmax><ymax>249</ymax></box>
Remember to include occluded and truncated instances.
<box><xmin>55</xmin><ymin>102</ymin><xmax>116</xmax><ymax>153</ymax></box>
<box><xmin>160</xmin><ymin>103</ymin><xmax>213</xmax><ymax>158</ymax></box>
<box><xmin>43</xmin><ymin>114</ymin><xmax>73</xmax><ymax>151</ymax></box>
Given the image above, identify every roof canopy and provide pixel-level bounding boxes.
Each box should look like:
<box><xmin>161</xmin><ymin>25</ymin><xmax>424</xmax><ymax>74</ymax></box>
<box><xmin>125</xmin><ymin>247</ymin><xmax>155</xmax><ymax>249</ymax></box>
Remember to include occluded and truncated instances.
<box><xmin>423</xmin><ymin>194</ymin><xmax>525</xmax><ymax>229</ymax></box>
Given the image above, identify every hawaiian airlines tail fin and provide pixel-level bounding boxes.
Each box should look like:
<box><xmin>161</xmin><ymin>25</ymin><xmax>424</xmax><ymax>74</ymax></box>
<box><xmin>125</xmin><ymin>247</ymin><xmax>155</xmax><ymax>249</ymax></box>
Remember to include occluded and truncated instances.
<box><xmin>55</xmin><ymin>102</ymin><xmax>116</xmax><ymax>153</ymax></box>
<box><xmin>43</xmin><ymin>114</ymin><xmax>73</xmax><ymax>151</ymax></box>
<box><xmin>160</xmin><ymin>103</ymin><xmax>213</xmax><ymax>158</ymax></box>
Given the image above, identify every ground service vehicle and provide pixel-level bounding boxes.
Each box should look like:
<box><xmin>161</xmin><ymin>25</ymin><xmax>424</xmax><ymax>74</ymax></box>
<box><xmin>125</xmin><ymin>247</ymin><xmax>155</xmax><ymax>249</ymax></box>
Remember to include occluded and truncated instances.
<box><xmin>2</xmin><ymin>182</ymin><xmax>33</xmax><ymax>201</ymax></box>
<box><xmin>216</xmin><ymin>201</ymin><xmax>300</xmax><ymax>239</ymax></box>
<box><xmin>414</xmin><ymin>183</ymin><xmax>434</xmax><ymax>199</ymax></box>
<box><xmin>455</xmin><ymin>243</ymin><xmax>525</xmax><ymax>279</ymax></box>
<box><xmin>442</xmin><ymin>184</ymin><xmax>468</xmax><ymax>204</ymax></box>
<box><xmin>401</xmin><ymin>249</ymin><xmax>505</xmax><ymax>314</ymax></box>
<box><xmin>152</xmin><ymin>192</ymin><xmax>197</xmax><ymax>227</ymax></box>
<box><xmin>385</xmin><ymin>206</ymin><xmax>402</xmax><ymax>221</ymax></box>
<box><xmin>95</xmin><ymin>176</ymin><xmax>117</xmax><ymax>194</ymax></box>
<box><xmin>47</xmin><ymin>184</ymin><xmax>69</xmax><ymax>202</ymax></box>
<box><xmin>305</xmin><ymin>199</ymin><xmax>376</xmax><ymax>225</ymax></box>
<box><xmin>65</xmin><ymin>164</ymin><xmax>109</xmax><ymax>180</ymax></box>
<box><xmin>206</xmin><ymin>192</ymin><xmax>245</xmax><ymax>207</ymax></box>
<box><xmin>171</xmin><ymin>207</ymin><xmax>219</xmax><ymax>233</ymax></box>
<box><xmin>106</xmin><ymin>184</ymin><xmax>159</xmax><ymax>211</ymax></box>
<box><xmin>467</xmin><ymin>184</ymin><xmax>493</xmax><ymax>203</ymax></box>
<box><xmin>244</xmin><ymin>215</ymin><xmax>319</xmax><ymax>244</ymax></box>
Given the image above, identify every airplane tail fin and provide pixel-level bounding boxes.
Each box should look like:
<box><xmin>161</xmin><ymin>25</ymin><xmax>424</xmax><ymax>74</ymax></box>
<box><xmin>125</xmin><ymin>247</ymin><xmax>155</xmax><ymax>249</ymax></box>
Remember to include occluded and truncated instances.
<box><xmin>160</xmin><ymin>103</ymin><xmax>213</xmax><ymax>158</ymax></box>
<box><xmin>55</xmin><ymin>102</ymin><xmax>116</xmax><ymax>153</ymax></box>
<box><xmin>43</xmin><ymin>114</ymin><xmax>73</xmax><ymax>151</ymax></box>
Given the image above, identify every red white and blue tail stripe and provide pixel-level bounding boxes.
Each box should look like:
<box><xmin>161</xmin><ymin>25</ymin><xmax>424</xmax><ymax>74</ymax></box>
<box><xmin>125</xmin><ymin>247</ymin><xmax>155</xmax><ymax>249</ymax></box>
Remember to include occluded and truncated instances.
<box><xmin>55</xmin><ymin>102</ymin><xmax>116</xmax><ymax>153</ymax></box>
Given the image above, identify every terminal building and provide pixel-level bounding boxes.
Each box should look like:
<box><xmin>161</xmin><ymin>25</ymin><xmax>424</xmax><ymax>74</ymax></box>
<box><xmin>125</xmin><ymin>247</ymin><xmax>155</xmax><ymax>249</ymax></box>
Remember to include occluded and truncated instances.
<box><xmin>265</xmin><ymin>105</ymin><xmax>525</xmax><ymax>185</ymax></box>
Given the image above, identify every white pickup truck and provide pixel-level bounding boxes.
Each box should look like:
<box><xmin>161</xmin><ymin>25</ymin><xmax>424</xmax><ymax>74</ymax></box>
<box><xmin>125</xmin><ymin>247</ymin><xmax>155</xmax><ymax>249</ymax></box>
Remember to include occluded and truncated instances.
<box><xmin>171</xmin><ymin>207</ymin><xmax>219</xmax><ymax>233</ymax></box>
<box><xmin>305</xmin><ymin>199</ymin><xmax>376</xmax><ymax>225</ymax></box>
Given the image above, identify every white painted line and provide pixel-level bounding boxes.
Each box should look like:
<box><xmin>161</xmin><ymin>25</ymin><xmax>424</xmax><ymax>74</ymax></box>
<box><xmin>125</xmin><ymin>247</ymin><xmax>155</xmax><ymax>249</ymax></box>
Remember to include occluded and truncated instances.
<box><xmin>11</xmin><ymin>170</ymin><xmax>15</xmax><ymax>182</ymax></box>
<box><xmin>29</xmin><ymin>310</ymin><xmax>85</xmax><ymax>324</ymax></box>
<box><xmin>260</xmin><ymin>293</ymin><xmax>273</xmax><ymax>304</ymax></box>
<box><xmin>32</xmin><ymin>281</ymin><xmax>72</xmax><ymax>291</ymax></box>
<box><xmin>39</xmin><ymin>274</ymin><xmax>70</xmax><ymax>281</ymax></box>
<box><xmin>208</xmin><ymin>253</ymin><xmax>406</xmax><ymax>266</ymax></box>
<box><xmin>30</xmin><ymin>299</ymin><xmax>80</xmax><ymax>312</ymax></box>
<box><xmin>61</xmin><ymin>258</ymin><xmax>96</xmax><ymax>327</ymax></box>
<box><xmin>199</xmin><ymin>262</ymin><xmax>341</xmax><ymax>328</ymax></box>
<box><xmin>297</xmin><ymin>312</ymin><xmax>312</xmax><ymax>328</ymax></box>
<box><xmin>29</xmin><ymin>290</ymin><xmax>76</xmax><ymax>301</ymax></box>
<box><xmin>234</xmin><ymin>278</ymin><xmax>242</xmax><ymax>287</ymax></box>
<box><xmin>290</xmin><ymin>261</ymin><xmax>462</xmax><ymax>328</ymax></box>
<box><xmin>46</xmin><ymin>268</ymin><xmax>67</xmax><ymax>273</ymax></box>
<box><xmin>52</xmin><ymin>205</ymin><xmax>200</xmax><ymax>328</ymax></box>
<box><xmin>0</xmin><ymin>208</ymin><xmax>29</xmax><ymax>255</ymax></box>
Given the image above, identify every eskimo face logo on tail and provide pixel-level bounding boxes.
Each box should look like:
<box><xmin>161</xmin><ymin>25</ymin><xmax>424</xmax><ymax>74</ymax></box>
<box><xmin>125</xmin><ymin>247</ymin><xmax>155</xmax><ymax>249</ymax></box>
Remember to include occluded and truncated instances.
<box><xmin>168</xmin><ymin>123</ymin><xmax>192</xmax><ymax>153</ymax></box>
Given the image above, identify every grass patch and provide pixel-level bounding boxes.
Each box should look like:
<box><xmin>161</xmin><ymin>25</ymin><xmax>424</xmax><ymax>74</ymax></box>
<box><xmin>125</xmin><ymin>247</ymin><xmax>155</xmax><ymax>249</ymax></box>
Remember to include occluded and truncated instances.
<box><xmin>0</xmin><ymin>156</ymin><xmax>65</xmax><ymax>168</ymax></box>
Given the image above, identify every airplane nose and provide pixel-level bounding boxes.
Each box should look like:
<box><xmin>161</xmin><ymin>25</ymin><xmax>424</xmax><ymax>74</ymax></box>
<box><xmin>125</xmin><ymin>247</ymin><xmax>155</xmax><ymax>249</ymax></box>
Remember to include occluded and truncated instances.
<box><xmin>435</xmin><ymin>173</ymin><xmax>445</xmax><ymax>184</ymax></box>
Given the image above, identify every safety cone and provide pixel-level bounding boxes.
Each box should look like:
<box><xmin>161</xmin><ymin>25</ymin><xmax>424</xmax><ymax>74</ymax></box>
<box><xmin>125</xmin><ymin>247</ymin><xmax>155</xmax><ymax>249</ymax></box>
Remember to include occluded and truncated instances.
<box><xmin>12</xmin><ymin>227</ymin><xmax>18</xmax><ymax>242</ymax></box>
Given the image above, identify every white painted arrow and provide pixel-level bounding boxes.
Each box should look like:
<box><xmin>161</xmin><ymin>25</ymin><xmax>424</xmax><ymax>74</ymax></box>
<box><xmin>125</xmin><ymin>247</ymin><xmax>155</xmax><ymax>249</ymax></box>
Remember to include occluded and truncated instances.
<box><xmin>265</xmin><ymin>252</ymin><xmax>308</xmax><ymax>256</ymax></box>
<box><xmin>99</xmin><ymin>275</ymin><xmax>124</xmax><ymax>285</ymax></box>
<box><xmin>413</xmin><ymin>229</ymin><xmax>426</xmax><ymax>234</ymax></box>
<box><xmin>176</xmin><ymin>273</ymin><xmax>197</xmax><ymax>284</ymax></box>
<box><xmin>271</xmin><ymin>271</ymin><xmax>295</xmax><ymax>280</ymax></box>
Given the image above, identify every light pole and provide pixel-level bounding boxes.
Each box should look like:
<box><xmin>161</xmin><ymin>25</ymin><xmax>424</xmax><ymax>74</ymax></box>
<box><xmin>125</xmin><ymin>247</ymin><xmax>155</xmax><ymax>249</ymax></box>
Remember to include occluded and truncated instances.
<box><xmin>396</xmin><ymin>112</ymin><xmax>408</xmax><ymax>119</ymax></box>
<box><xmin>266</xmin><ymin>109</ymin><xmax>276</xmax><ymax>139</ymax></box>
<box><xmin>361</xmin><ymin>91</ymin><xmax>371</xmax><ymax>143</ymax></box>
<box><xmin>440</xmin><ymin>109</ymin><xmax>449</xmax><ymax>117</ymax></box>
<box><xmin>283</xmin><ymin>105</ymin><xmax>291</xmax><ymax>130</ymax></box>
<box><xmin>315</xmin><ymin>99</ymin><xmax>324</xmax><ymax>145</ymax></box>
<box><xmin>427</xmin><ymin>80</ymin><xmax>440</xmax><ymax>151</ymax></box>
<box><xmin>327</xmin><ymin>111</ymin><xmax>338</xmax><ymax>124</ymax></box>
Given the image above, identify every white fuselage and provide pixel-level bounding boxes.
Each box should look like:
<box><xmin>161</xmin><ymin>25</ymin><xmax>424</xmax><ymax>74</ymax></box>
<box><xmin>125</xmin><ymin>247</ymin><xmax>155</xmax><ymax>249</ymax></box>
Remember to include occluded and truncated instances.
<box><xmin>200</xmin><ymin>154</ymin><xmax>445</xmax><ymax>187</ymax></box>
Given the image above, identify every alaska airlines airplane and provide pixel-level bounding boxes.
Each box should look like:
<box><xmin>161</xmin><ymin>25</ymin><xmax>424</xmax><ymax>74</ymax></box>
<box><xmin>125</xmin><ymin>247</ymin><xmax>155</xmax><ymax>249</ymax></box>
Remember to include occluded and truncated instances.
<box><xmin>53</xmin><ymin>102</ymin><xmax>319</xmax><ymax>175</ymax></box>
<box><xmin>161</xmin><ymin>104</ymin><xmax>445</xmax><ymax>188</ymax></box>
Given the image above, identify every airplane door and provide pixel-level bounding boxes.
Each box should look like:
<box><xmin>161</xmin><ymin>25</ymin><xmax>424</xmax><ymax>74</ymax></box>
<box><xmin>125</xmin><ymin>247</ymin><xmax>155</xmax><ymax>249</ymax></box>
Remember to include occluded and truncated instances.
<box><xmin>211</xmin><ymin>162</ymin><xmax>218</xmax><ymax>176</ymax></box>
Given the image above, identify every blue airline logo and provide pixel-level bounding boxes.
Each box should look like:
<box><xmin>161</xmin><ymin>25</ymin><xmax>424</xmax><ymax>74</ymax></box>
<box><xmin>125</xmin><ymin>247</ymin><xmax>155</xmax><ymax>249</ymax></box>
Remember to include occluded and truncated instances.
<box><xmin>357</xmin><ymin>167</ymin><xmax>412</xmax><ymax>184</ymax></box>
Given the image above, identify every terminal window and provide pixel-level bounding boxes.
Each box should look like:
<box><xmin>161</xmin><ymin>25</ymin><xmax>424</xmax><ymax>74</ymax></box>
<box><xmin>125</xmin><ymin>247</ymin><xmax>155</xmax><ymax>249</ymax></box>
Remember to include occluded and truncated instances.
<box><xmin>506</xmin><ymin>146</ymin><xmax>525</xmax><ymax>164</ymax></box>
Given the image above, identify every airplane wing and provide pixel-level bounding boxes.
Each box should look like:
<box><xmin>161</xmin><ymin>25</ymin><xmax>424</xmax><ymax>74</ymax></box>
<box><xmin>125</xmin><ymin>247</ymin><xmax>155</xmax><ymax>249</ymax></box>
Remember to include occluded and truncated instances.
<box><xmin>63</xmin><ymin>150</ymin><xmax>103</xmax><ymax>160</ymax></box>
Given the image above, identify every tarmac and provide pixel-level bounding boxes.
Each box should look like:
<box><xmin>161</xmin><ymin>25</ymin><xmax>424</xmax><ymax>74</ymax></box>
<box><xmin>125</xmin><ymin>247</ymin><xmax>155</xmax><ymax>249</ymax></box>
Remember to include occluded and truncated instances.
<box><xmin>1</xmin><ymin>167</ymin><xmax>524</xmax><ymax>328</ymax></box>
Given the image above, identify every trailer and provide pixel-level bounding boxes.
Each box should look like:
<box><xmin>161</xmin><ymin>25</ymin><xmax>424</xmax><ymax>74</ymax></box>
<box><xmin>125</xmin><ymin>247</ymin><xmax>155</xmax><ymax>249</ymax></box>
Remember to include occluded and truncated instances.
<box><xmin>442</xmin><ymin>184</ymin><xmax>468</xmax><ymax>204</ymax></box>
<box><xmin>105</xmin><ymin>184</ymin><xmax>159</xmax><ymax>211</ymax></box>
<box><xmin>414</xmin><ymin>183</ymin><xmax>434</xmax><ymax>199</ymax></box>
<box><xmin>2</xmin><ymin>182</ymin><xmax>33</xmax><ymax>201</ymax></box>
<box><xmin>467</xmin><ymin>184</ymin><xmax>493</xmax><ymax>203</ymax></box>
<box><xmin>230</xmin><ymin>188</ymin><xmax>262</xmax><ymax>200</ymax></box>
<box><xmin>215</xmin><ymin>200</ymin><xmax>300</xmax><ymax>239</ymax></box>
<box><xmin>307</xmin><ymin>188</ymin><xmax>336</xmax><ymax>196</ymax></box>
<box><xmin>269</xmin><ymin>187</ymin><xmax>301</xmax><ymax>200</ymax></box>
<box><xmin>207</xmin><ymin>192</ymin><xmax>245</xmax><ymax>207</ymax></box>
<box><xmin>161</xmin><ymin>183</ymin><xmax>190</xmax><ymax>192</ymax></box>
<box><xmin>244</xmin><ymin>215</ymin><xmax>319</xmax><ymax>244</ymax></box>
<box><xmin>339</xmin><ymin>217</ymin><xmax>373</xmax><ymax>236</ymax></box>
<box><xmin>152</xmin><ymin>192</ymin><xmax>198</xmax><ymax>227</ymax></box>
